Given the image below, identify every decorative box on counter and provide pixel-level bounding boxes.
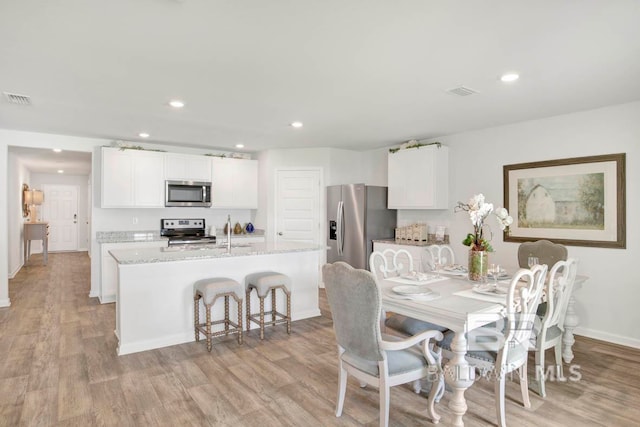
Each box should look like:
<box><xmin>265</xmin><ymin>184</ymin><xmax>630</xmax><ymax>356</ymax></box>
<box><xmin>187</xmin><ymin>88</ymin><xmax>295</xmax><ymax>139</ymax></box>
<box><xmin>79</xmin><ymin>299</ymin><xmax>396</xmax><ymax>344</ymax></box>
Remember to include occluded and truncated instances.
<box><xmin>395</xmin><ymin>223</ymin><xmax>449</xmax><ymax>245</ymax></box>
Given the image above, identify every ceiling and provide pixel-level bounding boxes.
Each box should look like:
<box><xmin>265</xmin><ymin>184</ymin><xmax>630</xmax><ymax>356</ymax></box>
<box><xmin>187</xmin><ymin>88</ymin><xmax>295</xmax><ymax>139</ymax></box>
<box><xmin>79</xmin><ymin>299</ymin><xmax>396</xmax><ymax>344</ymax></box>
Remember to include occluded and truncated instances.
<box><xmin>10</xmin><ymin>146</ymin><xmax>92</xmax><ymax>175</ymax></box>
<box><xmin>1</xmin><ymin>1</ymin><xmax>640</xmax><ymax>159</ymax></box>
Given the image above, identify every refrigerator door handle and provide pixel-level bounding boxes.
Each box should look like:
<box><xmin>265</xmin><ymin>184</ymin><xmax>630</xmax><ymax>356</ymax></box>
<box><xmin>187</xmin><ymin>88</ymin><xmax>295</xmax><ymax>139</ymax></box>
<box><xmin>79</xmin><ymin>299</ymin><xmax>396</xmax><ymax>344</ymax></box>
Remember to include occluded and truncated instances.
<box><xmin>337</xmin><ymin>201</ymin><xmax>344</xmax><ymax>256</ymax></box>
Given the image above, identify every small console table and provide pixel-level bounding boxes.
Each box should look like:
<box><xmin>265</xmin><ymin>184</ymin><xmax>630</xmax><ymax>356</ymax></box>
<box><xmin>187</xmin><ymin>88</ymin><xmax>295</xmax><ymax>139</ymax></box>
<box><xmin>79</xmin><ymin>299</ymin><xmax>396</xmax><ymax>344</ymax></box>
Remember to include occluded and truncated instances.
<box><xmin>24</xmin><ymin>222</ymin><xmax>49</xmax><ymax>265</ymax></box>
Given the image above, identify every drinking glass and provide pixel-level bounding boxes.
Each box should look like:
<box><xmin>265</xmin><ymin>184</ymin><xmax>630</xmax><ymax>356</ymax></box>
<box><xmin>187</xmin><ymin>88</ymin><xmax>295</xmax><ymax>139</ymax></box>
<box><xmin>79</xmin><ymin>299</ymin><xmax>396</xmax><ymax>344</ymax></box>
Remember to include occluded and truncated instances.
<box><xmin>527</xmin><ymin>256</ymin><xmax>539</xmax><ymax>269</ymax></box>
<box><xmin>489</xmin><ymin>263</ymin><xmax>500</xmax><ymax>287</ymax></box>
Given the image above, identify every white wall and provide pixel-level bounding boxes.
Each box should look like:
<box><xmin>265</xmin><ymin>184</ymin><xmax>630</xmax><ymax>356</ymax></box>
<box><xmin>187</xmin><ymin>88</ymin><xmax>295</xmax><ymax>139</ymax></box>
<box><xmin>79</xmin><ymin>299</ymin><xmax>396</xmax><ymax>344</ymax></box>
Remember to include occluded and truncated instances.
<box><xmin>395</xmin><ymin>101</ymin><xmax>640</xmax><ymax>348</ymax></box>
<box><xmin>7</xmin><ymin>152</ymin><xmax>30</xmax><ymax>279</ymax></box>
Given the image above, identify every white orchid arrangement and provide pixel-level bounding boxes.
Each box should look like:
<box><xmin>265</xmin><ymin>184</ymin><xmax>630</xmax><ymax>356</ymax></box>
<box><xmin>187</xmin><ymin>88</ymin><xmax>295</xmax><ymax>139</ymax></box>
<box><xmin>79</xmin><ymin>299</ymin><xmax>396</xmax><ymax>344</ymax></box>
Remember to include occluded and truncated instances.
<box><xmin>455</xmin><ymin>193</ymin><xmax>513</xmax><ymax>252</ymax></box>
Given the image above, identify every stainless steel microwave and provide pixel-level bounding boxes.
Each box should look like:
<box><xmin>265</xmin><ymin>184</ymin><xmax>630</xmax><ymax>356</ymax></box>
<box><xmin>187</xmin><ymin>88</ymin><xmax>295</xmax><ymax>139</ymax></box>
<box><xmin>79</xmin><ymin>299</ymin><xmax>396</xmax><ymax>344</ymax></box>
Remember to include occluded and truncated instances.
<box><xmin>165</xmin><ymin>180</ymin><xmax>212</xmax><ymax>207</ymax></box>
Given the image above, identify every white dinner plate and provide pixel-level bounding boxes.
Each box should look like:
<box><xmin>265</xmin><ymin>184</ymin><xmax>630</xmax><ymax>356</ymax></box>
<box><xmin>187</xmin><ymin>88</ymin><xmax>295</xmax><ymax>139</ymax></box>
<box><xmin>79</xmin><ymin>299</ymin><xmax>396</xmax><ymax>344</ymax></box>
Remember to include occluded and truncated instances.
<box><xmin>392</xmin><ymin>285</ymin><xmax>434</xmax><ymax>296</ymax></box>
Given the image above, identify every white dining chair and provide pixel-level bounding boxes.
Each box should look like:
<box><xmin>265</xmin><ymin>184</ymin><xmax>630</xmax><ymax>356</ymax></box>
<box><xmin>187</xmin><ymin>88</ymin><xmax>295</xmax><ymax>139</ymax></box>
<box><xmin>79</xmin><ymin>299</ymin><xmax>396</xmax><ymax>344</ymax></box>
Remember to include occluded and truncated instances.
<box><xmin>369</xmin><ymin>248</ymin><xmax>414</xmax><ymax>280</ymax></box>
<box><xmin>369</xmin><ymin>249</ymin><xmax>448</xmax><ymax>397</ymax></box>
<box><xmin>322</xmin><ymin>261</ymin><xmax>444</xmax><ymax>427</ymax></box>
<box><xmin>421</xmin><ymin>244</ymin><xmax>455</xmax><ymax>271</ymax></box>
<box><xmin>436</xmin><ymin>264</ymin><xmax>549</xmax><ymax>427</ymax></box>
<box><xmin>530</xmin><ymin>258</ymin><xmax>579</xmax><ymax>397</ymax></box>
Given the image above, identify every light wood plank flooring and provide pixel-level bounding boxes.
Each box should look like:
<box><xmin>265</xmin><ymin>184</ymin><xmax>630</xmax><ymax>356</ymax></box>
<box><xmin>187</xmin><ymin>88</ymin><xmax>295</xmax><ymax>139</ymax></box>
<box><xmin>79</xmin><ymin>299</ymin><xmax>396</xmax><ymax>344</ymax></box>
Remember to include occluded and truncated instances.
<box><xmin>1</xmin><ymin>252</ymin><xmax>639</xmax><ymax>426</ymax></box>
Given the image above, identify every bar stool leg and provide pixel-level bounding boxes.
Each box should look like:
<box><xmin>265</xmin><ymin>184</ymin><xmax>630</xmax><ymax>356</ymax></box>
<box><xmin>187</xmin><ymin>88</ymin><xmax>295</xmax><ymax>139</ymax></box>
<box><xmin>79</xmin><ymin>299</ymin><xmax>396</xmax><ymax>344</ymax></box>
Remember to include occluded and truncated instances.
<box><xmin>259</xmin><ymin>296</ymin><xmax>265</xmax><ymax>340</ymax></box>
<box><xmin>194</xmin><ymin>295</ymin><xmax>200</xmax><ymax>342</ymax></box>
<box><xmin>286</xmin><ymin>290</ymin><xmax>291</xmax><ymax>335</ymax></box>
<box><xmin>205</xmin><ymin>304</ymin><xmax>212</xmax><ymax>352</ymax></box>
<box><xmin>237</xmin><ymin>298</ymin><xmax>243</xmax><ymax>344</ymax></box>
<box><xmin>224</xmin><ymin>295</ymin><xmax>230</xmax><ymax>336</ymax></box>
<box><xmin>271</xmin><ymin>289</ymin><xmax>277</xmax><ymax>323</ymax></box>
<box><xmin>246</xmin><ymin>289</ymin><xmax>251</xmax><ymax>331</ymax></box>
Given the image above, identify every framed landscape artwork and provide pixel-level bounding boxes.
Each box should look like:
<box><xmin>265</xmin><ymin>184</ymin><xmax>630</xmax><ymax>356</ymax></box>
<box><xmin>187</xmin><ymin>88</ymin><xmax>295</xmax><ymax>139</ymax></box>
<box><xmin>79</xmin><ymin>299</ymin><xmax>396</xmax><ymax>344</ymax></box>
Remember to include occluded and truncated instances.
<box><xmin>503</xmin><ymin>153</ymin><xmax>626</xmax><ymax>248</ymax></box>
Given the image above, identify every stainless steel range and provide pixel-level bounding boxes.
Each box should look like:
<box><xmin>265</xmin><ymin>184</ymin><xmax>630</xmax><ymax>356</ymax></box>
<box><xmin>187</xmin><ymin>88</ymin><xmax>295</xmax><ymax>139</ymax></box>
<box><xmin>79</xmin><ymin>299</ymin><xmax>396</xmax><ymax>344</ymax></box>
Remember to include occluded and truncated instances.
<box><xmin>160</xmin><ymin>218</ymin><xmax>217</xmax><ymax>246</ymax></box>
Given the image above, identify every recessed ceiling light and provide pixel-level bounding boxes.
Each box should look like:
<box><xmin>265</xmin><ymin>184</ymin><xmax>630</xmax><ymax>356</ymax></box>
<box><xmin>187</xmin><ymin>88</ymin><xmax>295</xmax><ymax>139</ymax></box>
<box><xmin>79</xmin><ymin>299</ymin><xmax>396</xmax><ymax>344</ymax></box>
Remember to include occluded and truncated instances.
<box><xmin>57</xmin><ymin>169</ymin><xmax>64</xmax><ymax>174</ymax></box>
<box><xmin>169</xmin><ymin>100</ymin><xmax>185</xmax><ymax>108</ymax></box>
<box><xmin>235</xmin><ymin>144</ymin><xmax>245</xmax><ymax>149</ymax></box>
<box><xmin>53</xmin><ymin>148</ymin><xmax>62</xmax><ymax>153</ymax></box>
<box><xmin>500</xmin><ymin>73</ymin><xmax>520</xmax><ymax>83</ymax></box>
<box><xmin>290</xmin><ymin>121</ymin><xmax>303</xmax><ymax>128</ymax></box>
<box><xmin>139</xmin><ymin>132</ymin><xmax>150</xmax><ymax>138</ymax></box>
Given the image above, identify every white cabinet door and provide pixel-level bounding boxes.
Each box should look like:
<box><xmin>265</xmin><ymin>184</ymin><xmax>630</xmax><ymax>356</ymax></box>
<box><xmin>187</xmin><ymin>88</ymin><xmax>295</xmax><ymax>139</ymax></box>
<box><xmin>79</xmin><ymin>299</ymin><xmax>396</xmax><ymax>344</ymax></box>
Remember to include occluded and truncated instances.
<box><xmin>101</xmin><ymin>148</ymin><xmax>134</xmax><ymax>207</ymax></box>
<box><xmin>211</xmin><ymin>158</ymin><xmax>258</xmax><ymax>208</ymax></box>
<box><xmin>233</xmin><ymin>159</ymin><xmax>258</xmax><ymax>208</ymax></box>
<box><xmin>165</xmin><ymin>154</ymin><xmax>212</xmax><ymax>181</ymax></box>
<box><xmin>101</xmin><ymin>147</ymin><xmax>164</xmax><ymax>208</ymax></box>
<box><xmin>133</xmin><ymin>151</ymin><xmax>165</xmax><ymax>207</ymax></box>
<box><xmin>387</xmin><ymin>145</ymin><xmax>449</xmax><ymax>209</ymax></box>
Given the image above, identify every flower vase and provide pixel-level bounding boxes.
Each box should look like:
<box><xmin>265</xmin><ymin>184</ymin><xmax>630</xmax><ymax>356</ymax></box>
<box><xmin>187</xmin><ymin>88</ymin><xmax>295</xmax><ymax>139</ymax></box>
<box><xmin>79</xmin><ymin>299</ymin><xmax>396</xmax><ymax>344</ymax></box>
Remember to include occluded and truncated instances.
<box><xmin>468</xmin><ymin>249</ymin><xmax>489</xmax><ymax>282</ymax></box>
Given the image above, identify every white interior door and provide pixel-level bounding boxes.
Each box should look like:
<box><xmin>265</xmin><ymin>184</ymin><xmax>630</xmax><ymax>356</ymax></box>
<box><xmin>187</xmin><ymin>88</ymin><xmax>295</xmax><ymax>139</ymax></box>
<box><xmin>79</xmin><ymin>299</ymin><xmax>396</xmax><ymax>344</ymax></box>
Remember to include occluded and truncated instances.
<box><xmin>42</xmin><ymin>184</ymin><xmax>78</xmax><ymax>252</ymax></box>
<box><xmin>275</xmin><ymin>169</ymin><xmax>321</xmax><ymax>244</ymax></box>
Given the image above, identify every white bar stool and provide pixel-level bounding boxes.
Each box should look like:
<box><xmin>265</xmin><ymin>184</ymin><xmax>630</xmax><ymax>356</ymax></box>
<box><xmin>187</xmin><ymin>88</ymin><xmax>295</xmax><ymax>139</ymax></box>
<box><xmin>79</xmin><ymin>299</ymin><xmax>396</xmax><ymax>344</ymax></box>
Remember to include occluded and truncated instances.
<box><xmin>194</xmin><ymin>277</ymin><xmax>244</xmax><ymax>351</ymax></box>
<box><xmin>245</xmin><ymin>272</ymin><xmax>292</xmax><ymax>339</ymax></box>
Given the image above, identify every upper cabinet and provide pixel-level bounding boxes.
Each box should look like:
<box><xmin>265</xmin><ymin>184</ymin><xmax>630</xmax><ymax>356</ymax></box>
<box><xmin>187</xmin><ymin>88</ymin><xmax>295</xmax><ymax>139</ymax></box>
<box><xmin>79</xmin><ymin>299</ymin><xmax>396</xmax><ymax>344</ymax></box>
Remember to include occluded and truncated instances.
<box><xmin>387</xmin><ymin>145</ymin><xmax>449</xmax><ymax>209</ymax></box>
<box><xmin>165</xmin><ymin>154</ymin><xmax>212</xmax><ymax>182</ymax></box>
<box><xmin>101</xmin><ymin>147</ymin><xmax>165</xmax><ymax>208</ymax></box>
<box><xmin>211</xmin><ymin>158</ymin><xmax>258</xmax><ymax>209</ymax></box>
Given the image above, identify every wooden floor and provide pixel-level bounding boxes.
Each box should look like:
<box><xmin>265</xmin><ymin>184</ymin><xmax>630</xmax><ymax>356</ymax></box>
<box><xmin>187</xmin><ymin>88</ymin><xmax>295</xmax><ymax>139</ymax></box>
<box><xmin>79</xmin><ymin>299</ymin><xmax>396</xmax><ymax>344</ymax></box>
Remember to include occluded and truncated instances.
<box><xmin>1</xmin><ymin>252</ymin><xmax>639</xmax><ymax>426</ymax></box>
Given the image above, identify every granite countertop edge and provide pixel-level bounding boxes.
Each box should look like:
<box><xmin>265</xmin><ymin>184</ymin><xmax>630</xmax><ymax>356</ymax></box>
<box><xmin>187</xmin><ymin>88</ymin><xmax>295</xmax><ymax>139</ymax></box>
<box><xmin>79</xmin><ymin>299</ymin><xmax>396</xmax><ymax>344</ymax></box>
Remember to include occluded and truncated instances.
<box><xmin>110</xmin><ymin>242</ymin><xmax>328</xmax><ymax>265</ymax></box>
<box><xmin>97</xmin><ymin>229</ymin><xmax>266</xmax><ymax>244</ymax></box>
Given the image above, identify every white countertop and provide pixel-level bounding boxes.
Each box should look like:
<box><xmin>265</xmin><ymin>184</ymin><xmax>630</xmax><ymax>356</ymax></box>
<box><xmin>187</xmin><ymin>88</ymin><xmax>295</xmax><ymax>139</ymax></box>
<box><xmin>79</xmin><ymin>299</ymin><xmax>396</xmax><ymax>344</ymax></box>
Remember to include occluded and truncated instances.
<box><xmin>97</xmin><ymin>230</ymin><xmax>167</xmax><ymax>244</ymax></box>
<box><xmin>109</xmin><ymin>241</ymin><xmax>327</xmax><ymax>264</ymax></box>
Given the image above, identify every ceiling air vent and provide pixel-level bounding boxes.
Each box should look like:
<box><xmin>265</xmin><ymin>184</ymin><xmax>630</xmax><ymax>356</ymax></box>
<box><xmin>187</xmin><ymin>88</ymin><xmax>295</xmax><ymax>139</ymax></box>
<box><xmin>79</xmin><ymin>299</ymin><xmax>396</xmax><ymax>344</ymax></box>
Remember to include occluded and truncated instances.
<box><xmin>446</xmin><ymin>86</ymin><xmax>478</xmax><ymax>96</ymax></box>
<box><xmin>3</xmin><ymin>92</ymin><xmax>32</xmax><ymax>105</ymax></box>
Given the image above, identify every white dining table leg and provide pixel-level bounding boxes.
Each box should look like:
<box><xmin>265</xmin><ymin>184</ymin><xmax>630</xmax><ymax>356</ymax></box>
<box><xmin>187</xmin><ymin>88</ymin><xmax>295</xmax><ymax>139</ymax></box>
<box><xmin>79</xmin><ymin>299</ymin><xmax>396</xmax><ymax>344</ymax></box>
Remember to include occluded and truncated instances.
<box><xmin>562</xmin><ymin>295</ymin><xmax>579</xmax><ymax>363</ymax></box>
<box><xmin>444</xmin><ymin>331</ymin><xmax>475</xmax><ymax>427</ymax></box>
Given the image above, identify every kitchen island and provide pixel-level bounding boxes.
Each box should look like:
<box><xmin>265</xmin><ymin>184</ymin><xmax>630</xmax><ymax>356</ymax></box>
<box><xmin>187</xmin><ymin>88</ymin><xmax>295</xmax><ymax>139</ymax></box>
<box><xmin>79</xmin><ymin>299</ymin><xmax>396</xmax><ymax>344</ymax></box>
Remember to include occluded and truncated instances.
<box><xmin>109</xmin><ymin>241</ymin><xmax>326</xmax><ymax>355</ymax></box>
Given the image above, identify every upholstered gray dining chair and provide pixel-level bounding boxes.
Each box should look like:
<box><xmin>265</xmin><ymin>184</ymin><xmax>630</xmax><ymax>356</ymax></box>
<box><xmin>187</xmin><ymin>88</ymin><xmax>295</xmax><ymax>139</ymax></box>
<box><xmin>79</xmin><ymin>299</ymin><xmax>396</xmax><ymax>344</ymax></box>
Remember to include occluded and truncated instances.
<box><xmin>323</xmin><ymin>261</ymin><xmax>444</xmax><ymax>427</ymax></box>
<box><xmin>436</xmin><ymin>264</ymin><xmax>549</xmax><ymax>427</ymax></box>
<box><xmin>530</xmin><ymin>258</ymin><xmax>579</xmax><ymax>397</ymax></box>
<box><xmin>517</xmin><ymin>239</ymin><xmax>568</xmax><ymax>269</ymax></box>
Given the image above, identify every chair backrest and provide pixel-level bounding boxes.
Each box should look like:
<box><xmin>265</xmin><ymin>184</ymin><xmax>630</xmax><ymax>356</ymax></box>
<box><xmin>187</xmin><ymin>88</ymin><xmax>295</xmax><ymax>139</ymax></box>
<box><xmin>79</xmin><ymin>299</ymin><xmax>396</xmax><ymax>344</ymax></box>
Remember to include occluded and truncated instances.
<box><xmin>369</xmin><ymin>249</ymin><xmax>414</xmax><ymax>279</ymax></box>
<box><xmin>517</xmin><ymin>240</ymin><xmax>568</xmax><ymax>268</ymax></box>
<box><xmin>323</xmin><ymin>262</ymin><xmax>383</xmax><ymax>361</ymax></box>
<box><xmin>499</xmin><ymin>264</ymin><xmax>548</xmax><ymax>369</ymax></box>
<box><xmin>543</xmin><ymin>258</ymin><xmax>579</xmax><ymax>331</ymax></box>
<box><xmin>422</xmin><ymin>245</ymin><xmax>455</xmax><ymax>271</ymax></box>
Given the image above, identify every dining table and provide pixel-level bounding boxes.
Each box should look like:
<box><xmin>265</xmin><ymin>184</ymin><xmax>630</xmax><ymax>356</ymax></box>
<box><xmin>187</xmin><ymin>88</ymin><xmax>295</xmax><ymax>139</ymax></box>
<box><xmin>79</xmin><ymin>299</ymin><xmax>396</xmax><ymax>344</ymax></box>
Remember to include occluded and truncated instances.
<box><xmin>380</xmin><ymin>268</ymin><xmax>588</xmax><ymax>427</ymax></box>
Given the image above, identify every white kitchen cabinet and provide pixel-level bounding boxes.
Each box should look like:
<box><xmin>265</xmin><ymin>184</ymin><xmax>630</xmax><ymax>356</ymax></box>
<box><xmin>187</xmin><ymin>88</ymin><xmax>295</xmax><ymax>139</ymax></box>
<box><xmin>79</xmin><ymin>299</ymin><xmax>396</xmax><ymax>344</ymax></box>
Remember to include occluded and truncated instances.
<box><xmin>100</xmin><ymin>240</ymin><xmax>167</xmax><ymax>303</ymax></box>
<box><xmin>387</xmin><ymin>145</ymin><xmax>449</xmax><ymax>209</ymax></box>
<box><xmin>211</xmin><ymin>158</ymin><xmax>258</xmax><ymax>209</ymax></box>
<box><xmin>165</xmin><ymin>153</ymin><xmax>212</xmax><ymax>181</ymax></box>
<box><xmin>101</xmin><ymin>147</ymin><xmax>165</xmax><ymax>208</ymax></box>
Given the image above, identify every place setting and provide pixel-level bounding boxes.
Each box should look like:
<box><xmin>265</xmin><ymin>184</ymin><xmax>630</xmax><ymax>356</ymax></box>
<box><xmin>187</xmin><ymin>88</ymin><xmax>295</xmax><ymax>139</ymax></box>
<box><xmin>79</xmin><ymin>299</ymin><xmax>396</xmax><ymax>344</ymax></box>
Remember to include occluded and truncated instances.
<box><xmin>386</xmin><ymin>284</ymin><xmax>441</xmax><ymax>301</ymax></box>
<box><xmin>385</xmin><ymin>270</ymin><xmax>448</xmax><ymax>285</ymax></box>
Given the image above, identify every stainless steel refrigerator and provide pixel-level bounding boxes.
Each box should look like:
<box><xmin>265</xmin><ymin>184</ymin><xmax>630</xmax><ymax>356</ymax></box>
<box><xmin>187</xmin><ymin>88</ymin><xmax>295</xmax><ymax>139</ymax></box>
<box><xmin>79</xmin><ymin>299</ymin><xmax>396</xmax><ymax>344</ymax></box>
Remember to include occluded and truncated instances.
<box><xmin>327</xmin><ymin>184</ymin><xmax>397</xmax><ymax>270</ymax></box>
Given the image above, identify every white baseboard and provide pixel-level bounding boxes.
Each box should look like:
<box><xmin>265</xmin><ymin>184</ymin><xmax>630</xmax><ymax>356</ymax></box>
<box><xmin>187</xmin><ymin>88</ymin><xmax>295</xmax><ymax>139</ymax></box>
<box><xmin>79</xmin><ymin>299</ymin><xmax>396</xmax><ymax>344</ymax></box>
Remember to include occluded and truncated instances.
<box><xmin>8</xmin><ymin>263</ymin><xmax>23</xmax><ymax>279</ymax></box>
<box><xmin>89</xmin><ymin>290</ymin><xmax>100</xmax><ymax>298</ymax></box>
<box><xmin>99</xmin><ymin>295</ymin><xmax>116</xmax><ymax>304</ymax></box>
<box><xmin>575</xmin><ymin>327</ymin><xmax>640</xmax><ymax>350</ymax></box>
<box><xmin>0</xmin><ymin>298</ymin><xmax>11</xmax><ymax>308</ymax></box>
